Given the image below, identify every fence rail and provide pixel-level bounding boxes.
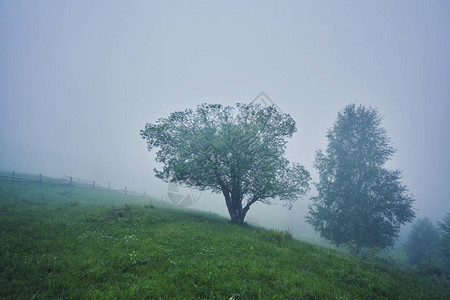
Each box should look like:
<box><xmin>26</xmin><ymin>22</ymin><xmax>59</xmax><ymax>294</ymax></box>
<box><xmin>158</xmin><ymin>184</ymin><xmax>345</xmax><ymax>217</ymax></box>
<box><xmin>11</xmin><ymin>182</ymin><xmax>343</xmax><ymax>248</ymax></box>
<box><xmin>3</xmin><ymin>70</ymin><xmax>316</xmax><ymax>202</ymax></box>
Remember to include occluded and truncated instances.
<box><xmin>1</xmin><ymin>171</ymin><xmax>148</xmax><ymax>197</ymax></box>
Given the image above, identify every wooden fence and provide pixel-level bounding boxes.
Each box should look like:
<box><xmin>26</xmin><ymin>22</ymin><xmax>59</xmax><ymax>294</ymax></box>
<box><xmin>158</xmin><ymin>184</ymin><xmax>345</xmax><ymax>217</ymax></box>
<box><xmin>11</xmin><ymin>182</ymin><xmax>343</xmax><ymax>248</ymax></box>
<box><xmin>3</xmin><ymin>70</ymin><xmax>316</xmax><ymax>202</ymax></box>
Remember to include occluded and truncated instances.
<box><xmin>0</xmin><ymin>171</ymin><xmax>147</xmax><ymax>197</ymax></box>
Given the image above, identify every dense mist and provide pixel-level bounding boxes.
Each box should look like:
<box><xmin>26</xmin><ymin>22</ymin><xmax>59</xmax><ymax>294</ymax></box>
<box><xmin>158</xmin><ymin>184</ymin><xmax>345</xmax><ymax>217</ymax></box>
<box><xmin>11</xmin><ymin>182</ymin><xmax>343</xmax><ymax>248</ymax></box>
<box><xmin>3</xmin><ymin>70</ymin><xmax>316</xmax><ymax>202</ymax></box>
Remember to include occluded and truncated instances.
<box><xmin>1</xmin><ymin>1</ymin><xmax>449</xmax><ymax>238</ymax></box>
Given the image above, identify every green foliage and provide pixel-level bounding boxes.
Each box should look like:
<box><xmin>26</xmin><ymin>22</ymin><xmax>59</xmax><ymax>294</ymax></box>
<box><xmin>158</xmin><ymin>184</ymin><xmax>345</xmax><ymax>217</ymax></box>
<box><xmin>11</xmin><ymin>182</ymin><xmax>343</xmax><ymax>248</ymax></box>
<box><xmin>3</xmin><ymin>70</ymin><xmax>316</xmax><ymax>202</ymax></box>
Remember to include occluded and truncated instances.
<box><xmin>405</xmin><ymin>218</ymin><xmax>441</xmax><ymax>267</ymax></box>
<box><xmin>141</xmin><ymin>103</ymin><xmax>311</xmax><ymax>224</ymax></box>
<box><xmin>1</xmin><ymin>179</ymin><xmax>449</xmax><ymax>299</ymax></box>
<box><xmin>307</xmin><ymin>104</ymin><xmax>415</xmax><ymax>252</ymax></box>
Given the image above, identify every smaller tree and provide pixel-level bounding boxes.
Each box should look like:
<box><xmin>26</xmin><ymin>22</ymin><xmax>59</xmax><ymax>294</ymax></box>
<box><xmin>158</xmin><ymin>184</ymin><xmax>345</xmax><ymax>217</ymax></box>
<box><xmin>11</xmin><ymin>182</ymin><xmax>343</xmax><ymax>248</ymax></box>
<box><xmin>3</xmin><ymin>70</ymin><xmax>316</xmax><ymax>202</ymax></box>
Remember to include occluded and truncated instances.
<box><xmin>307</xmin><ymin>104</ymin><xmax>415</xmax><ymax>253</ymax></box>
<box><xmin>405</xmin><ymin>218</ymin><xmax>440</xmax><ymax>266</ymax></box>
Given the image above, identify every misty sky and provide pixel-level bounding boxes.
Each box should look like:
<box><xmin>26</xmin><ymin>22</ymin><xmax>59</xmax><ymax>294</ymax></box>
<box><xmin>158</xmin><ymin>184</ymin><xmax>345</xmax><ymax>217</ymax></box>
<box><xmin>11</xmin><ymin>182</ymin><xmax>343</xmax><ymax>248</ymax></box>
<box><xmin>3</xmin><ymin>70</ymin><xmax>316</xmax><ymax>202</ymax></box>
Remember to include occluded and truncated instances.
<box><xmin>1</xmin><ymin>1</ymin><xmax>449</xmax><ymax>235</ymax></box>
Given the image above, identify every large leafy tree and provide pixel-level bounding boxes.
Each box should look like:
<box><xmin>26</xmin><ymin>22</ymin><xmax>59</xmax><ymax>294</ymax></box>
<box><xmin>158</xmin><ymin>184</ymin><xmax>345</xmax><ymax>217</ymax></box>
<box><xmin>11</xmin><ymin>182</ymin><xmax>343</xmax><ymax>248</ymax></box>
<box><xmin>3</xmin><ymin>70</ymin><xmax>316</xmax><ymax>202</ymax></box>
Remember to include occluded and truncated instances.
<box><xmin>307</xmin><ymin>104</ymin><xmax>415</xmax><ymax>252</ymax></box>
<box><xmin>141</xmin><ymin>103</ymin><xmax>311</xmax><ymax>225</ymax></box>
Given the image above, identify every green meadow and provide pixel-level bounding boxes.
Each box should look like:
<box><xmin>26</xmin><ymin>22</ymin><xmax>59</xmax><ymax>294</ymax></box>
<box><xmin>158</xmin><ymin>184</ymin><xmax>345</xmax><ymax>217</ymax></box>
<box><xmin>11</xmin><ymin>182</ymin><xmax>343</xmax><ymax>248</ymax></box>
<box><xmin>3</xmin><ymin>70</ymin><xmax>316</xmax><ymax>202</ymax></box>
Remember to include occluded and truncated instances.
<box><xmin>0</xmin><ymin>172</ymin><xmax>449</xmax><ymax>299</ymax></box>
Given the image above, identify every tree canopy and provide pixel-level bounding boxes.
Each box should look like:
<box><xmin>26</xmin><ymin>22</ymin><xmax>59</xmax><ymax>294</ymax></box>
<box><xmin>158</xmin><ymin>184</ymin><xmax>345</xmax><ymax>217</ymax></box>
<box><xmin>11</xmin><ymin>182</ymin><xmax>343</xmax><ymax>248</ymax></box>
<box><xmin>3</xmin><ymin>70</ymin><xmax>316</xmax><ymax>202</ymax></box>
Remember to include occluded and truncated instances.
<box><xmin>307</xmin><ymin>104</ymin><xmax>415</xmax><ymax>252</ymax></box>
<box><xmin>141</xmin><ymin>103</ymin><xmax>311</xmax><ymax>224</ymax></box>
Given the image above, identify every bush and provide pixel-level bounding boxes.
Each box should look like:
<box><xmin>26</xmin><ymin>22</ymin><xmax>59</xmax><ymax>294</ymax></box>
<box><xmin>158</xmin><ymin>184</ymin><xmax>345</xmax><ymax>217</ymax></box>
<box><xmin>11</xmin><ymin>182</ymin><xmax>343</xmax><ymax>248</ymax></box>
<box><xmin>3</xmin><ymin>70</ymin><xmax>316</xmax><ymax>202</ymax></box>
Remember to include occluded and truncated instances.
<box><xmin>258</xmin><ymin>229</ymin><xmax>292</xmax><ymax>246</ymax></box>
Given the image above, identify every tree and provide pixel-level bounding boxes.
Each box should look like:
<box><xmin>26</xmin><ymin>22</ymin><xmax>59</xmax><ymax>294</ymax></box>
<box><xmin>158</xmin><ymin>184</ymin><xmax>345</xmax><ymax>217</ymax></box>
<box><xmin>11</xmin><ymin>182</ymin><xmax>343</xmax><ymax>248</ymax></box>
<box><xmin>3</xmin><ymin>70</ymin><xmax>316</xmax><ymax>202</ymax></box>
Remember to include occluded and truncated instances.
<box><xmin>437</xmin><ymin>213</ymin><xmax>450</xmax><ymax>276</ymax></box>
<box><xmin>405</xmin><ymin>218</ymin><xmax>440</xmax><ymax>266</ymax></box>
<box><xmin>141</xmin><ymin>103</ymin><xmax>311</xmax><ymax>225</ymax></box>
<box><xmin>306</xmin><ymin>104</ymin><xmax>415</xmax><ymax>253</ymax></box>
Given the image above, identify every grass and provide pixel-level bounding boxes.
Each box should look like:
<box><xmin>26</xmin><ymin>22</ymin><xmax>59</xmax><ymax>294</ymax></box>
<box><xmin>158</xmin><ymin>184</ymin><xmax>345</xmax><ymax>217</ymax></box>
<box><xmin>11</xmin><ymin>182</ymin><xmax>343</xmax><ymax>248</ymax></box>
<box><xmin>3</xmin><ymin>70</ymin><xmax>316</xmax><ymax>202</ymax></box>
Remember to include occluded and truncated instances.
<box><xmin>0</xmin><ymin>173</ymin><xmax>449</xmax><ymax>299</ymax></box>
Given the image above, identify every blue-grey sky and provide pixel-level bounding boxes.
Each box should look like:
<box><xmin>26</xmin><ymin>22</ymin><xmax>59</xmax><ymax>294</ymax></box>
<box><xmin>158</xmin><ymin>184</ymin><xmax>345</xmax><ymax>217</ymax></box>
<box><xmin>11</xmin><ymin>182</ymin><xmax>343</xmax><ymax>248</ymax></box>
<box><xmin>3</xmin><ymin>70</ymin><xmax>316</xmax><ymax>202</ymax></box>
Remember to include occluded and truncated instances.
<box><xmin>1</xmin><ymin>1</ymin><xmax>449</xmax><ymax>235</ymax></box>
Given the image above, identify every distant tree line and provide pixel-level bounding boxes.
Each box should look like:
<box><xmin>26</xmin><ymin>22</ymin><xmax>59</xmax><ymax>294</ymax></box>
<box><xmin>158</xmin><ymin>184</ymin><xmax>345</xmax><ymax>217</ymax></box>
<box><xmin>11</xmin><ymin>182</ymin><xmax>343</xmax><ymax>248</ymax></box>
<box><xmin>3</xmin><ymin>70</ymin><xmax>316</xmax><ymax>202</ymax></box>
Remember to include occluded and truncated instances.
<box><xmin>404</xmin><ymin>214</ymin><xmax>450</xmax><ymax>278</ymax></box>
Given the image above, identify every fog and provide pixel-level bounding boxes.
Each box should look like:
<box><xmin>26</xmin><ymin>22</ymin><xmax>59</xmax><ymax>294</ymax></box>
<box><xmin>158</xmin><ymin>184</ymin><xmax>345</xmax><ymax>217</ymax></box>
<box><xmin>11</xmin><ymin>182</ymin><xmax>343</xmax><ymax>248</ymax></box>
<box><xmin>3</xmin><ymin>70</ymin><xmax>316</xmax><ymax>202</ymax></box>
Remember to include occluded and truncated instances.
<box><xmin>1</xmin><ymin>1</ymin><xmax>449</xmax><ymax>238</ymax></box>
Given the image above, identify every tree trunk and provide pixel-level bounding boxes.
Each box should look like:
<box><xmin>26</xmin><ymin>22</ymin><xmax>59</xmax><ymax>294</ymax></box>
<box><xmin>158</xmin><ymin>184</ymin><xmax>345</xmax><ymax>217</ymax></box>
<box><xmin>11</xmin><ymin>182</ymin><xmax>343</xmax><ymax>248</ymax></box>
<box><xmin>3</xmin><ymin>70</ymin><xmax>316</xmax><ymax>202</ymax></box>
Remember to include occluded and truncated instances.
<box><xmin>229</xmin><ymin>209</ymin><xmax>246</xmax><ymax>225</ymax></box>
<box><xmin>216</xmin><ymin>173</ymin><xmax>247</xmax><ymax>225</ymax></box>
<box><xmin>225</xmin><ymin>194</ymin><xmax>246</xmax><ymax>225</ymax></box>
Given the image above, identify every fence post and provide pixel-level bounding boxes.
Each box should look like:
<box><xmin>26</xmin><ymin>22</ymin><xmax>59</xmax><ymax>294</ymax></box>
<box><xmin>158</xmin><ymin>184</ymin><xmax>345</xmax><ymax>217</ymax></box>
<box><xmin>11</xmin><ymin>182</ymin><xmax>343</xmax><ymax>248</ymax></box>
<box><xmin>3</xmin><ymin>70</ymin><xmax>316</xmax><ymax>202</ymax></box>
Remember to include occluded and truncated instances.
<box><xmin>125</xmin><ymin>186</ymin><xmax>127</xmax><ymax>195</ymax></box>
<box><xmin>93</xmin><ymin>180</ymin><xmax>95</xmax><ymax>189</ymax></box>
<box><xmin>143</xmin><ymin>191</ymin><xmax>146</xmax><ymax>197</ymax></box>
<box><xmin>70</xmin><ymin>177</ymin><xmax>72</xmax><ymax>186</ymax></box>
<box><xmin>108</xmin><ymin>182</ymin><xmax>110</xmax><ymax>191</ymax></box>
<box><xmin>11</xmin><ymin>171</ymin><xmax>15</xmax><ymax>183</ymax></box>
<box><xmin>39</xmin><ymin>174</ymin><xmax>42</xmax><ymax>186</ymax></box>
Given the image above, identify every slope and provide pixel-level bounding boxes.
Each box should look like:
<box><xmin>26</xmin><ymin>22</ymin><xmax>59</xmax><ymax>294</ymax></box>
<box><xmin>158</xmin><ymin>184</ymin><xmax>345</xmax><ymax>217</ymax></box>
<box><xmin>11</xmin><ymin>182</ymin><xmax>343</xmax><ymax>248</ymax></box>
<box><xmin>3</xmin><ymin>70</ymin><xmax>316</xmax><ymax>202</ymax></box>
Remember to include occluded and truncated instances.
<box><xmin>0</xmin><ymin>173</ymin><xmax>448</xmax><ymax>299</ymax></box>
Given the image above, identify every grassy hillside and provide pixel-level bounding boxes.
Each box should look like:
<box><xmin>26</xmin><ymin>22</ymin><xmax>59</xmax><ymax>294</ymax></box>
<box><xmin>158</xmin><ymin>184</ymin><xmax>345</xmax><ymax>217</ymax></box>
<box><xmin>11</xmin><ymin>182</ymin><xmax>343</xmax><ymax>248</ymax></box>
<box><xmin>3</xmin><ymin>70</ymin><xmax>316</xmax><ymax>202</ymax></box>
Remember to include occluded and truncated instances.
<box><xmin>0</xmin><ymin>173</ymin><xmax>449</xmax><ymax>299</ymax></box>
